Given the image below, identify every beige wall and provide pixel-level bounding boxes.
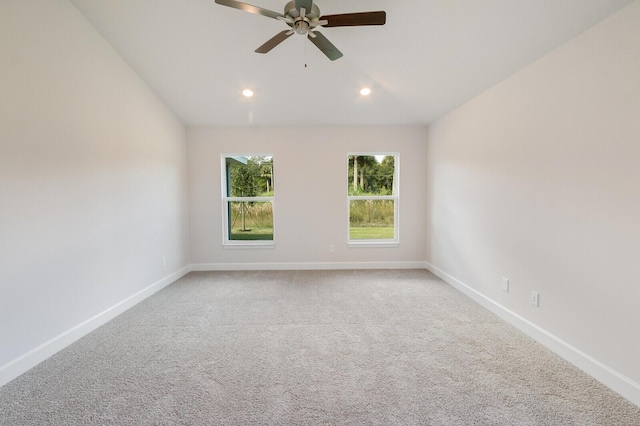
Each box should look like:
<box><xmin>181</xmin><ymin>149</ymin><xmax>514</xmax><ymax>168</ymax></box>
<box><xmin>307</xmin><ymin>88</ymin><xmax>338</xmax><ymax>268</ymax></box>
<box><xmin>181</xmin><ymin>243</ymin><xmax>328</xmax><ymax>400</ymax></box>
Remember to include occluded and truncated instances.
<box><xmin>426</xmin><ymin>0</ymin><xmax>640</xmax><ymax>397</ymax></box>
<box><xmin>188</xmin><ymin>126</ymin><xmax>427</xmax><ymax>268</ymax></box>
<box><xmin>0</xmin><ymin>0</ymin><xmax>189</xmax><ymax>381</ymax></box>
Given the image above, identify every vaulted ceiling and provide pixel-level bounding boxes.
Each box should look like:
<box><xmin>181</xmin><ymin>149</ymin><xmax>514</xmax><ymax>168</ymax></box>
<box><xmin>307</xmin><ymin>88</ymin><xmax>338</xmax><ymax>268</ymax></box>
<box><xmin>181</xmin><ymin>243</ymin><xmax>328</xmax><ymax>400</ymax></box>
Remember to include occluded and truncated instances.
<box><xmin>69</xmin><ymin>0</ymin><xmax>633</xmax><ymax>127</ymax></box>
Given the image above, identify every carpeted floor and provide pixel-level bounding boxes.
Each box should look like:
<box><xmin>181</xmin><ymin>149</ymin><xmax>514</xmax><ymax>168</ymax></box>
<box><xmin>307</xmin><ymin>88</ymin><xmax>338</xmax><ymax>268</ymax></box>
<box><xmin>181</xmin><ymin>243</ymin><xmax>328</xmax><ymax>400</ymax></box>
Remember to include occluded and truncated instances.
<box><xmin>1</xmin><ymin>270</ymin><xmax>639</xmax><ymax>425</ymax></box>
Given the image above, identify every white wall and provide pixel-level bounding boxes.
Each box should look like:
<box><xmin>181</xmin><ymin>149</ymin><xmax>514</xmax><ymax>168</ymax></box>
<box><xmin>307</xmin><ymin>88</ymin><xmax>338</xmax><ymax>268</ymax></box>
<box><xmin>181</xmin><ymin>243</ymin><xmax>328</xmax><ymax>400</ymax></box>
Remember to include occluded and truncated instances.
<box><xmin>188</xmin><ymin>126</ymin><xmax>427</xmax><ymax>268</ymax></box>
<box><xmin>426</xmin><ymin>0</ymin><xmax>640</xmax><ymax>402</ymax></box>
<box><xmin>0</xmin><ymin>0</ymin><xmax>189</xmax><ymax>383</ymax></box>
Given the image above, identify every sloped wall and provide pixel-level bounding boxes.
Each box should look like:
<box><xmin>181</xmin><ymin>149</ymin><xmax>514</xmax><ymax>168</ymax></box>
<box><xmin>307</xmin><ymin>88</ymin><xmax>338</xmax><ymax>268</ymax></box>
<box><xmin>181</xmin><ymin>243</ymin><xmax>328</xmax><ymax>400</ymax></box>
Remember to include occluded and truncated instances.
<box><xmin>0</xmin><ymin>0</ymin><xmax>189</xmax><ymax>383</ymax></box>
<box><xmin>426</xmin><ymin>1</ymin><xmax>640</xmax><ymax>403</ymax></box>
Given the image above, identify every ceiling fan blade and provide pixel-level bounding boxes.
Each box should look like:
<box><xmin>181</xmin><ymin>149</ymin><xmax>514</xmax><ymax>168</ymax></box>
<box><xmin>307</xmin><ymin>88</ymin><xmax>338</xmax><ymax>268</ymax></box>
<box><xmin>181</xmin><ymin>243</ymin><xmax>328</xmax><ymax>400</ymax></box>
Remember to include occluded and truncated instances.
<box><xmin>322</xmin><ymin>11</ymin><xmax>386</xmax><ymax>27</ymax></box>
<box><xmin>214</xmin><ymin>0</ymin><xmax>283</xmax><ymax>20</ymax></box>
<box><xmin>307</xmin><ymin>31</ymin><xmax>343</xmax><ymax>61</ymax></box>
<box><xmin>277</xmin><ymin>15</ymin><xmax>294</xmax><ymax>24</ymax></box>
<box><xmin>255</xmin><ymin>30</ymin><xmax>293</xmax><ymax>54</ymax></box>
<box><xmin>309</xmin><ymin>19</ymin><xmax>327</xmax><ymax>28</ymax></box>
<box><xmin>295</xmin><ymin>0</ymin><xmax>313</xmax><ymax>14</ymax></box>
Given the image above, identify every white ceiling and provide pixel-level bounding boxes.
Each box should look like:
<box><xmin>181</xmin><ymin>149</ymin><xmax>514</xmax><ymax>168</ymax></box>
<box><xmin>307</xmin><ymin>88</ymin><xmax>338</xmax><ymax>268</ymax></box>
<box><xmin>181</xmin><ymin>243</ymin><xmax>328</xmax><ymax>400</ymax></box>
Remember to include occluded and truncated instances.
<box><xmin>69</xmin><ymin>0</ymin><xmax>633</xmax><ymax>127</ymax></box>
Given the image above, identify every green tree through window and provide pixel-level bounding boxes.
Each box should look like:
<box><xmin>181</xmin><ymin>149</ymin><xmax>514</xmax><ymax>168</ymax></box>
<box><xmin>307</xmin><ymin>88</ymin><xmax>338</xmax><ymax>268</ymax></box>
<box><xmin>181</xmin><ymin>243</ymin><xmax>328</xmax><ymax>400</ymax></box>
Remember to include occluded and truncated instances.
<box><xmin>348</xmin><ymin>154</ymin><xmax>398</xmax><ymax>243</ymax></box>
<box><xmin>223</xmin><ymin>156</ymin><xmax>274</xmax><ymax>244</ymax></box>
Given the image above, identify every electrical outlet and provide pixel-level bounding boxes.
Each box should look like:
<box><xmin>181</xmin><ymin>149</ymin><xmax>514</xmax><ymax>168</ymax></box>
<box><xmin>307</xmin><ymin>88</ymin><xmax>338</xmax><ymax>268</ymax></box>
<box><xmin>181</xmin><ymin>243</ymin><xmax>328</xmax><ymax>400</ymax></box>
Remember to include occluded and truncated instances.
<box><xmin>531</xmin><ymin>291</ymin><xmax>539</xmax><ymax>307</ymax></box>
<box><xmin>501</xmin><ymin>277</ymin><xmax>509</xmax><ymax>292</ymax></box>
<box><xmin>329</xmin><ymin>244</ymin><xmax>335</xmax><ymax>253</ymax></box>
<box><xmin>162</xmin><ymin>256</ymin><xmax>167</xmax><ymax>267</ymax></box>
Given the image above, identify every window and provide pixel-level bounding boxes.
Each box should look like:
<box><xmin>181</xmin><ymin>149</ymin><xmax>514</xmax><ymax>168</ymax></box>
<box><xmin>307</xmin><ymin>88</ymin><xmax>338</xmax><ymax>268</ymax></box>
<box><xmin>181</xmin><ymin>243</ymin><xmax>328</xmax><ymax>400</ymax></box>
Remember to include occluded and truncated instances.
<box><xmin>222</xmin><ymin>155</ymin><xmax>274</xmax><ymax>246</ymax></box>
<box><xmin>348</xmin><ymin>153</ymin><xmax>398</xmax><ymax>245</ymax></box>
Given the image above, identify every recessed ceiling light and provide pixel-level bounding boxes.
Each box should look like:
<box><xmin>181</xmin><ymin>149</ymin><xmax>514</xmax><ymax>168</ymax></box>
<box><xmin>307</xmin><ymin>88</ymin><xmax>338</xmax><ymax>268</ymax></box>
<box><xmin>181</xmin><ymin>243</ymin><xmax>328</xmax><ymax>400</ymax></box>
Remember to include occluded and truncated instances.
<box><xmin>360</xmin><ymin>87</ymin><xmax>372</xmax><ymax>96</ymax></box>
<box><xmin>242</xmin><ymin>89</ymin><xmax>254</xmax><ymax>98</ymax></box>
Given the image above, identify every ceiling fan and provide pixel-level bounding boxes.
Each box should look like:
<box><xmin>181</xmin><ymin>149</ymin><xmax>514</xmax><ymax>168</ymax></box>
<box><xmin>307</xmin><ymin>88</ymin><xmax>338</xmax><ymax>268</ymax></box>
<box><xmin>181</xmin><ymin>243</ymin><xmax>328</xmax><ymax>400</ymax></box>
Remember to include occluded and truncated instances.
<box><xmin>214</xmin><ymin>0</ymin><xmax>386</xmax><ymax>61</ymax></box>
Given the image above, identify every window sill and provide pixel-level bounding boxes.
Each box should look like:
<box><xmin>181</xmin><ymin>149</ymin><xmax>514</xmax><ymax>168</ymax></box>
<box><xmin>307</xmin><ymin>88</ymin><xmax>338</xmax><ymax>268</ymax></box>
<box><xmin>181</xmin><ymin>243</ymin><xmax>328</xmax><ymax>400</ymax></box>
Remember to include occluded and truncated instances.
<box><xmin>223</xmin><ymin>242</ymin><xmax>276</xmax><ymax>249</ymax></box>
<box><xmin>348</xmin><ymin>241</ymin><xmax>399</xmax><ymax>248</ymax></box>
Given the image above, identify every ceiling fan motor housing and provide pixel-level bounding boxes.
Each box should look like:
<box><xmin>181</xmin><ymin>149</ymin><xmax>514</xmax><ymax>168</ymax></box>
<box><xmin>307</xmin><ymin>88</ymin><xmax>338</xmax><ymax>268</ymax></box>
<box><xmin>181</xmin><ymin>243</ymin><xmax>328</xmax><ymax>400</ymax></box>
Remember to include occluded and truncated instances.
<box><xmin>284</xmin><ymin>1</ymin><xmax>320</xmax><ymax>20</ymax></box>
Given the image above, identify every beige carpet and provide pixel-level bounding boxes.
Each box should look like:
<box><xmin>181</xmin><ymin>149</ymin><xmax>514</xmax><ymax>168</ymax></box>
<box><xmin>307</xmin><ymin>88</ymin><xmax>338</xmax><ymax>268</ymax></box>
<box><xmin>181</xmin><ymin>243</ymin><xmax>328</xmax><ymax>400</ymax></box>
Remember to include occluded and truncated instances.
<box><xmin>1</xmin><ymin>270</ymin><xmax>639</xmax><ymax>425</ymax></box>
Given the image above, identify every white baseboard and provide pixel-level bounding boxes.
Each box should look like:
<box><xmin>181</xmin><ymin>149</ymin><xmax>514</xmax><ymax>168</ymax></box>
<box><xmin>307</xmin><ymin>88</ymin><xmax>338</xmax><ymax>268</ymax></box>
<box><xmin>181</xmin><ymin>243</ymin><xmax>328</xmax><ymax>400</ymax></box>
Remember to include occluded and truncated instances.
<box><xmin>190</xmin><ymin>261</ymin><xmax>429</xmax><ymax>271</ymax></box>
<box><xmin>0</xmin><ymin>265</ymin><xmax>191</xmax><ymax>388</ymax></box>
<box><xmin>424</xmin><ymin>261</ymin><xmax>640</xmax><ymax>408</ymax></box>
<box><xmin>7</xmin><ymin>261</ymin><xmax>637</xmax><ymax>408</ymax></box>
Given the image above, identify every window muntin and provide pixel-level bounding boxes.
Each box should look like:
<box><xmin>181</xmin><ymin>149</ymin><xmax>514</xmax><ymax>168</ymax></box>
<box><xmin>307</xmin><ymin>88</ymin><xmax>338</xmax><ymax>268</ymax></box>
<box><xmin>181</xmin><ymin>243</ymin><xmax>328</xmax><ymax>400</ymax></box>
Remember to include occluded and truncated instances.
<box><xmin>222</xmin><ymin>155</ymin><xmax>274</xmax><ymax>246</ymax></box>
<box><xmin>348</xmin><ymin>154</ymin><xmax>398</xmax><ymax>245</ymax></box>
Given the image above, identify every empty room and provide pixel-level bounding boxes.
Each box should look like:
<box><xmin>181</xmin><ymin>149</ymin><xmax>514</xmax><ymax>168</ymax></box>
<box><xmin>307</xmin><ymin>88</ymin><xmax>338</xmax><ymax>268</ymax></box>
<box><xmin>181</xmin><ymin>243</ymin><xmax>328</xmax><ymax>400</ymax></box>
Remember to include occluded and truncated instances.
<box><xmin>1</xmin><ymin>0</ymin><xmax>639</xmax><ymax>424</ymax></box>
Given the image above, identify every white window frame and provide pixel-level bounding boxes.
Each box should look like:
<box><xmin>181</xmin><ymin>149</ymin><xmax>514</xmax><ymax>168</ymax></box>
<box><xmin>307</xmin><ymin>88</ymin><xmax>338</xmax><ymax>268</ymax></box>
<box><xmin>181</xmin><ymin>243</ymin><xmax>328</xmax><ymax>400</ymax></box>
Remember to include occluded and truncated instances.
<box><xmin>347</xmin><ymin>152</ymin><xmax>399</xmax><ymax>247</ymax></box>
<box><xmin>221</xmin><ymin>154</ymin><xmax>275</xmax><ymax>248</ymax></box>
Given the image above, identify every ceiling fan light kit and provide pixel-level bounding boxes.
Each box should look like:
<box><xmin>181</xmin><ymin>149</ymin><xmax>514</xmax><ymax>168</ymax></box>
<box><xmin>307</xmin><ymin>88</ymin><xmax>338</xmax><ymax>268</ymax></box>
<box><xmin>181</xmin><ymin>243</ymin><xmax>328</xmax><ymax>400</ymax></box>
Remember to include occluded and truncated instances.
<box><xmin>214</xmin><ymin>0</ymin><xmax>386</xmax><ymax>61</ymax></box>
